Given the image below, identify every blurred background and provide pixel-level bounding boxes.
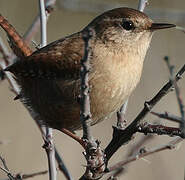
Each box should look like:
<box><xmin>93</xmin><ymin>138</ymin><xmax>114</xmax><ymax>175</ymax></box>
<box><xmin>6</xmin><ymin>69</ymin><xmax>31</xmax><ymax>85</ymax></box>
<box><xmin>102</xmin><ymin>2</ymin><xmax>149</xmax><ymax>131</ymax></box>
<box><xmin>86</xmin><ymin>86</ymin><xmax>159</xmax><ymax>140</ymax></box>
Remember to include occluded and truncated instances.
<box><xmin>0</xmin><ymin>0</ymin><xmax>185</xmax><ymax>179</ymax></box>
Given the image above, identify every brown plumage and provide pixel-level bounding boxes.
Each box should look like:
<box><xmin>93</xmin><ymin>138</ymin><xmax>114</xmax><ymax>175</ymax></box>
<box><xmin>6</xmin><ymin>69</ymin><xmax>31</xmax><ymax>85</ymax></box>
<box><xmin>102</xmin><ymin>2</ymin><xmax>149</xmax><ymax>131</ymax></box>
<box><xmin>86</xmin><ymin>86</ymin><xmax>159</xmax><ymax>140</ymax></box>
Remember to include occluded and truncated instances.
<box><xmin>4</xmin><ymin>7</ymin><xmax>175</xmax><ymax>131</ymax></box>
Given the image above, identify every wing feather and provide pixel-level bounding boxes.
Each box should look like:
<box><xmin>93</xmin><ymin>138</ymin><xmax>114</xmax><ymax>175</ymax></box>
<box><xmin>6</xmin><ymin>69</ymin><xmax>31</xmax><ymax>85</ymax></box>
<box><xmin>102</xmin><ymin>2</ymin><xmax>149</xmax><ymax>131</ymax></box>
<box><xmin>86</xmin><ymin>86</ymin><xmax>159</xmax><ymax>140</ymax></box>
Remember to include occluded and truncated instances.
<box><xmin>6</xmin><ymin>32</ymin><xmax>84</xmax><ymax>80</ymax></box>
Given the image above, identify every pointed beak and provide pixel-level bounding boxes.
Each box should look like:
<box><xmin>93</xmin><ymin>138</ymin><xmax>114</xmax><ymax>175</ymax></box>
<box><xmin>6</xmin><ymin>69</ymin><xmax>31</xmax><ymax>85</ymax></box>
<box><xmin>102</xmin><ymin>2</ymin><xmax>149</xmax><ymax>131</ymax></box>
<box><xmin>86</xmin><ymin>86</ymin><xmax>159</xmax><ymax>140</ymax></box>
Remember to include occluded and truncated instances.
<box><xmin>150</xmin><ymin>23</ymin><xmax>176</xmax><ymax>31</ymax></box>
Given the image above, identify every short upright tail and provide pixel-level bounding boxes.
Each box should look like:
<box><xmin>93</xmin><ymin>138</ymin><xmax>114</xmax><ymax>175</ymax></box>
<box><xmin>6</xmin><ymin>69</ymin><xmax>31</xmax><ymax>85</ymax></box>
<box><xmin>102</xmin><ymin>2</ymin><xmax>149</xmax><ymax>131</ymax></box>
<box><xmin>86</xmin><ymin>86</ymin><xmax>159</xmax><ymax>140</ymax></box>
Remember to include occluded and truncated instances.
<box><xmin>0</xmin><ymin>14</ymin><xmax>32</xmax><ymax>58</ymax></box>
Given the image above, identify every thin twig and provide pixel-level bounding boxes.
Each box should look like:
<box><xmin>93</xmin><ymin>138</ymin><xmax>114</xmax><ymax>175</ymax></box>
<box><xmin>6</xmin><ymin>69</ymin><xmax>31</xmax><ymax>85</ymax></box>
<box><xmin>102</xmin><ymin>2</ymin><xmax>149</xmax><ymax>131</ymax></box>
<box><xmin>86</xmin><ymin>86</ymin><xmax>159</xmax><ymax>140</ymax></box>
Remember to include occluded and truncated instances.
<box><xmin>39</xmin><ymin>0</ymin><xmax>57</xmax><ymax>179</ymax></box>
<box><xmin>24</xmin><ymin>0</ymin><xmax>55</xmax><ymax>44</ymax></box>
<box><xmin>79</xmin><ymin>28</ymin><xmax>105</xmax><ymax>180</ymax></box>
<box><xmin>23</xmin><ymin>15</ymin><xmax>40</xmax><ymax>44</ymax></box>
<box><xmin>0</xmin><ymin>170</ymin><xmax>48</xmax><ymax>180</ymax></box>
<box><xmin>55</xmin><ymin>148</ymin><xmax>74</xmax><ymax>180</ymax></box>
<box><xmin>0</xmin><ymin>157</ymin><xmax>15</xmax><ymax>180</ymax></box>
<box><xmin>19</xmin><ymin>170</ymin><xmax>48</xmax><ymax>179</ymax></box>
<box><xmin>164</xmin><ymin>56</ymin><xmax>185</xmax><ymax>134</ymax></box>
<box><xmin>107</xmin><ymin>134</ymin><xmax>154</xmax><ymax>179</ymax></box>
<box><xmin>107</xmin><ymin>137</ymin><xmax>182</xmax><ymax>172</ymax></box>
<box><xmin>0</xmin><ymin>156</ymin><xmax>9</xmax><ymax>171</ymax></box>
<box><xmin>138</xmin><ymin>0</ymin><xmax>149</xmax><ymax>12</ymax></box>
<box><xmin>61</xmin><ymin>128</ymin><xmax>85</xmax><ymax>148</ymax></box>
<box><xmin>151</xmin><ymin>111</ymin><xmax>182</xmax><ymax>123</ymax></box>
<box><xmin>0</xmin><ymin>166</ymin><xmax>15</xmax><ymax>180</ymax></box>
<box><xmin>39</xmin><ymin>0</ymin><xmax>47</xmax><ymax>46</ymax></box>
<box><xmin>80</xmin><ymin>28</ymin><xmax>94</xmax><ymax>142</ymax></box>
<box><xmin>137</xmin><ymin>123</ymin><xmax>183</xmax><ymax>137</ymax></box>
<box><xmin>127</xmin><ymin>134</ymin><xmax>155</xmax><ymax>157</ymax></box>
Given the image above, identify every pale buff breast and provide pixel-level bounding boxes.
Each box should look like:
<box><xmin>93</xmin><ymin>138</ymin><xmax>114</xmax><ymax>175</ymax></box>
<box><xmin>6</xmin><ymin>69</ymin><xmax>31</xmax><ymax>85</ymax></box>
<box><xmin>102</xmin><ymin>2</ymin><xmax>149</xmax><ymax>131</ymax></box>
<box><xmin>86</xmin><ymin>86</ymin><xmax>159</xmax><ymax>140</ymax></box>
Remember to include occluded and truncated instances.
<box><xmin>89</xmin><ymin>35</ymin><xmax>151</xmax><ymax>124</ymax></box>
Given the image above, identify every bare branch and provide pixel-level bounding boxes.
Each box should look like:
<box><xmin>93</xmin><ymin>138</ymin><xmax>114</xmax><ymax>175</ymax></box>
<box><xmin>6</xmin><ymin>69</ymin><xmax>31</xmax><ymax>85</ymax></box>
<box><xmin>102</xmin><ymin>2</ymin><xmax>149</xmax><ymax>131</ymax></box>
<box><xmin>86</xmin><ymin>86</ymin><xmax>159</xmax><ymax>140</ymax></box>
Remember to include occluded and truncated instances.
<box><xmin>39</xmin><ymin>0</ymin><xmax>57</xmax><ymax>179</ymax></box>
<box><xmin>61</xmin><ymin>128</ymin><xmax>85</xmax><ymax>148</ymax></box>
<box><xmin>79</xmin><ymin>27</ymin><xmax>105</xmax><ymax>180</ymax></box>
<box><xmin>18</xmin><ymin>170</ymin><xmax>48</xmax><ymax>179</ymax></box>
<box><xmin>39</xmin><ymin>0</ymin><xmax>47</xmax><ymax>47</ymax></box>
<box><xmin>107</xmin><ymin>137</ymin><xmax>183</xmax><ymax>172</ymax></box>
<box><xmin>137</xmin><ymin>123</ymin><xmax>183</xmax><ymax>137</ymax></box>
<box><xmin>80</xmin><ymin>28</ymin><xmax>94</xmax><ymax>142</ymax></box>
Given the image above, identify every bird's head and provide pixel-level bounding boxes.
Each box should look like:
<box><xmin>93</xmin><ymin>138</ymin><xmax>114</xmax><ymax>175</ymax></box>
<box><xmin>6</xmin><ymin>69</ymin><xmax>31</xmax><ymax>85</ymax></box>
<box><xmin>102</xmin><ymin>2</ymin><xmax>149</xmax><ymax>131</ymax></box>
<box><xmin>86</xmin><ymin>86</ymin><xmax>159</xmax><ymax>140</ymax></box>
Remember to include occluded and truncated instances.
<box><xmin>85</xmin><ymin>7</ymin><xmax>175</xmax><ymax>53</ymax></box>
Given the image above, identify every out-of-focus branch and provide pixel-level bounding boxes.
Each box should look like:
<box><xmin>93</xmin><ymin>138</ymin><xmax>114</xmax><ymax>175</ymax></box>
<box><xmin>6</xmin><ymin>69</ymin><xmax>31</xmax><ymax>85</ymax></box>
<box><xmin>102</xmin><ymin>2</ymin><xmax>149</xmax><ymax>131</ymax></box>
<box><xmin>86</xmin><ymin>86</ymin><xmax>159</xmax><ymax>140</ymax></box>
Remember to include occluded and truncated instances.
<box><xmin>107</xmin><ymin>134</ymin><xmax>154</xmax><ymax>179</ymax></box>
<box><xmin>151</xmin><ymin>111</ymin><xmax>182</xmax><ymax>123</ymax></box>
<box><xmin>0</xmin><ymin>165</ymin><xmax>15</xmax><ymax>180</ymax></box>
<box><xmin>164</xmin><ymin>56</ymin><xmax>185</xmax><ymax>135</ymax></box>
<box><xmin>0</xmin><ymin>156</ymin><xmax>10</xmax><ymax>173</ymax></box>
<box><xmin>0</xmin><ymin>169</ymin><xmax>48</xmax><ymax>180</ymax></box>
<box><xmin>0</xmin><ymin>156</ymin><xmax>16</xmax><ymax>180</ymax></box>
<box><xmin>107</xmin><ymin>137</ymin><xmax>183</xmax><ymax>172</ymax></box>
<box><xmin>23</xmin><ymin>15</ymin><xmax>40</xmax><ymax>44</ymax></box>
<box><xmin>127</xmin><ymin>134</ymin><xmax>154</xmax><ymax>157</ymax></box>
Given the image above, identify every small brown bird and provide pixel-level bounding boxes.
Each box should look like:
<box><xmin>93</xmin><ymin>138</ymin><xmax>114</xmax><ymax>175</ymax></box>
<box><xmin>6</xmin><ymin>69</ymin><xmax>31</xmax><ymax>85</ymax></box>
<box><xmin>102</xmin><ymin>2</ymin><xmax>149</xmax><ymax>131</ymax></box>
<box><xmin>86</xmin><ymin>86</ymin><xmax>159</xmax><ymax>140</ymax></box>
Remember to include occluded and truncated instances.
<box><xmin>4</xmin><ymin>7</ymin><xmax>175</xmax><ymax>132</ymax></box>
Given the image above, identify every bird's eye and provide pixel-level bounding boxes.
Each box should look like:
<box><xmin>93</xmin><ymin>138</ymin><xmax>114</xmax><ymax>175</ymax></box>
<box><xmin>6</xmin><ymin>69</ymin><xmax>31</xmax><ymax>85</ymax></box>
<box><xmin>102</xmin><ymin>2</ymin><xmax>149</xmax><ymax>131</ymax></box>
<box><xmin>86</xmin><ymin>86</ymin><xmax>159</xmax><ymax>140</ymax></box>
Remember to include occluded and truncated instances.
<box><xmin>121</xmin><ymin>20</ymin><xmax>135</xmax><ymax>31</ymax></box>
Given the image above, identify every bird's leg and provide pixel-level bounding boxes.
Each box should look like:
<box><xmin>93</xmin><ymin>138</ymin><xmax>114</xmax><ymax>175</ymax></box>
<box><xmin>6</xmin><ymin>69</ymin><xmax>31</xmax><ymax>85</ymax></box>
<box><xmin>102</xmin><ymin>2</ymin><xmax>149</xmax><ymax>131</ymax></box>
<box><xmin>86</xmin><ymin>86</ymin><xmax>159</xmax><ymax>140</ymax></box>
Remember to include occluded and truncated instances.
<box><xmin>61</xmin><ymin>128</ymin><xmax>86</xmax><ymax>149</ymax></box>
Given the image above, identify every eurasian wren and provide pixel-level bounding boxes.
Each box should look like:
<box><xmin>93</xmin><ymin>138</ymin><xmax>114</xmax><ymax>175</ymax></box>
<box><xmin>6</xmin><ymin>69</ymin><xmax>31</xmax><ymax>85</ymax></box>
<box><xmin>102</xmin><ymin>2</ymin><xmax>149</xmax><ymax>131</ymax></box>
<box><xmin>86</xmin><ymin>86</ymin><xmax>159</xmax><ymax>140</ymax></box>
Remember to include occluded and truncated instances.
<box><xmin>4</xmin><ymin>7</ymin><xmax>175</xmax><ymax>131</ymax></box>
